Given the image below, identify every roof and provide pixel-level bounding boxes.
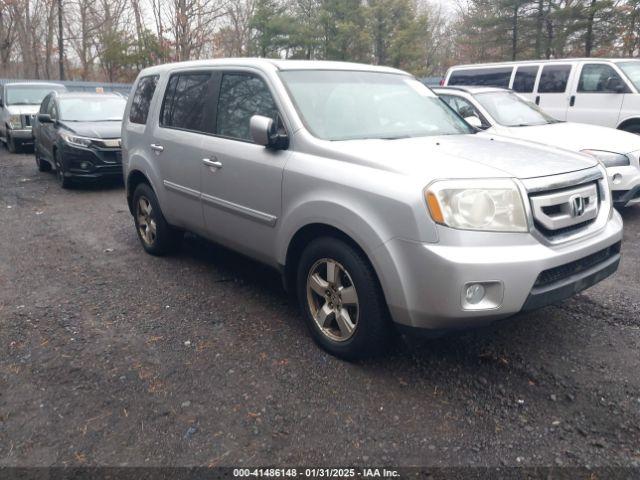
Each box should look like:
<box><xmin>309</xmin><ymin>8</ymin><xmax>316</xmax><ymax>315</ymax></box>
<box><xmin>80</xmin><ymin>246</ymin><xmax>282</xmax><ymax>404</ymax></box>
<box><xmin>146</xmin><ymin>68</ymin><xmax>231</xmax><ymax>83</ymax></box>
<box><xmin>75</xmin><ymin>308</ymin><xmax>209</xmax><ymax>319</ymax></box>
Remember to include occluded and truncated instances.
<box><xmin>140</xmin><ymin>57</ymin><xmax>408</xmax><ymax>76</ymax></box>
<box><xmin>449</xmin><ymin>58</ymin><xmax>640</xmax><ymax>70</ymax></box>
<box><xmin>2</xmin><ymin>81</ymin><xmax>65</xmax><ymax>88</ymax></box>
<box><xmin>55</xmin><ymin>91</ymin><xmax>123</xmax><ymax>99</ymax></box>
<box><xmin>433</xmin><ymin>86</ymin><xmax>510</xmax><ymax>94</ymax></box>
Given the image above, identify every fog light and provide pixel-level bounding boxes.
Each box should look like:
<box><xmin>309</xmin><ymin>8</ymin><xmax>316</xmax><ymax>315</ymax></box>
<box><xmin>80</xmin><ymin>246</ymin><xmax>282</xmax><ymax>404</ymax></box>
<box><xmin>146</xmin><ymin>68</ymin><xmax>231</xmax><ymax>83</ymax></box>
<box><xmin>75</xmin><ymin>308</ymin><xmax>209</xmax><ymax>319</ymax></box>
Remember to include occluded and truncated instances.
<box><xmin>80</xmin><ymin>161</ymin><xmax>90</xmax><ymax>170</ymax></box>
<box><xmin>465</xmin><ymin>283</ymin><xmax>485</xmax><ymax>305</ymax></box>
<box><xmin>612</xmin><ymin>173</ymin><xmax>622</xmax><ymax>185</ymax></box>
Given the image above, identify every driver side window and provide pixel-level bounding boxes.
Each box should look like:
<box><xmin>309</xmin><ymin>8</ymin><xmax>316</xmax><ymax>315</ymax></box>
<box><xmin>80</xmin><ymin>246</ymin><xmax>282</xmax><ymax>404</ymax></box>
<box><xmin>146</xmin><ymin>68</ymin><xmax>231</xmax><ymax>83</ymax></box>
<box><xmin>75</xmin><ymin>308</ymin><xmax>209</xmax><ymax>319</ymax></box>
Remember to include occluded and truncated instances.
<box><xmin>578</xmin><ymin>64</ymin><xmax>626</xmax><ymax>93</ymax></box>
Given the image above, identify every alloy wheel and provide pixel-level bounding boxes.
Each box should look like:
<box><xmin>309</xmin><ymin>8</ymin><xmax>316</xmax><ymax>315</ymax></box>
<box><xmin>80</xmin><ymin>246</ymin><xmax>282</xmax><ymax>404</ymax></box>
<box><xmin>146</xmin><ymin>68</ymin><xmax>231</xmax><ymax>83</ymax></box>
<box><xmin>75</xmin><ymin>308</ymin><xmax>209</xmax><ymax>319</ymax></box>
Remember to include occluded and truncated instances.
<box><xmin>306</xmin><ymin>258</ymin><xmax>359</xmax><ymax>342</ymax></box>
<box><xmin>136</xmin><ymin>196</ymin><xmax>157</xmax><ymax>246</ymax></box>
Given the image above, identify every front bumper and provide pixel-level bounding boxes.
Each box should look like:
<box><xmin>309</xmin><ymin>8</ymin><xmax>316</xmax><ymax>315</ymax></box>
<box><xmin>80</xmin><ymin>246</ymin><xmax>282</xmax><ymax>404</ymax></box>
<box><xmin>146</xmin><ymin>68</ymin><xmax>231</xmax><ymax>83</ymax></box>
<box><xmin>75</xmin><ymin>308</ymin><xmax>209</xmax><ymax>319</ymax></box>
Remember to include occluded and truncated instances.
<box><xmin>59</xmin><ymin>143</ymin><xmax>123</xmax><ymax>180</ymax></box>
<box><xmin>607</xmin><ymin>164</ymin><xmax>640</xmax><ymax>207</ymax></box>
<box><xmin>8</xmin><ymin>128</ymin><xmax>34</xmax><ymax>142</ymax></box>
<box><xmin>371</xmin><ymin>210</ymin><xmax>623</xmax><ymax>330</ymax></box>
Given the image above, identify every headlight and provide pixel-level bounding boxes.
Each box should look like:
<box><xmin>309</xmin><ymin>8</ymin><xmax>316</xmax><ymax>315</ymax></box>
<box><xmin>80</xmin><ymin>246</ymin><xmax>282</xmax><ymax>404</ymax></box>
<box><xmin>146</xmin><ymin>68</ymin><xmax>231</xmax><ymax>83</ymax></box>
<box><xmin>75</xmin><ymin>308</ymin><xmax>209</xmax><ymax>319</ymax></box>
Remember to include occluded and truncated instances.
<box><xmin>8</xmin><ymin>114</ymin><xmax>22</xmax><ymax>129</ymax></box>
<box><xmin>60</xmin><ymin>132</ymin><xmax>92</xmax><ymax>148</ymax></box>
<box><xmin>425</xmin><ymin>179</ymin><xmax>528</xmax><ymax>232</ymax></box>
<box><xmin>581</xmin><ymin>150</ymin><xmax>630</xmax><ymax>168</ymax></box>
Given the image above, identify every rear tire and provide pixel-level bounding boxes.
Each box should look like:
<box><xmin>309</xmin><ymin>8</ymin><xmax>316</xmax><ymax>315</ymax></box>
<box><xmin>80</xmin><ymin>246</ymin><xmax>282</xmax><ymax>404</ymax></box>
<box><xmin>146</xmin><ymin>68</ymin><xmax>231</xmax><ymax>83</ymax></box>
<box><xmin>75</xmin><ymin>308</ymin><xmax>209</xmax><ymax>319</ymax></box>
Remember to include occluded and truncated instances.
<box><xmin>132</xmin><ymin>183</ymin><xmax>182</xmax><ymax>256</ymax></box>
<box><xmin>296</xmin><ymin>236</ymin><xmax>393</xmax><ymax>360</ymax></box>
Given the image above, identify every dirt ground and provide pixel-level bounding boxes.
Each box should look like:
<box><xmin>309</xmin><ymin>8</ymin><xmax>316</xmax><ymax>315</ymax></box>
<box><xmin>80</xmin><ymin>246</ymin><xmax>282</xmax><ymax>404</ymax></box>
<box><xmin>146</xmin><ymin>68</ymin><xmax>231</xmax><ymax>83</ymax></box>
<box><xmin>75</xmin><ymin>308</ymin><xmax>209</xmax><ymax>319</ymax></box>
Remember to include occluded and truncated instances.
<box><xmin>0</xmin><ymin>147</ymin><xmax>639</xmax><ymax>468</ymax></box>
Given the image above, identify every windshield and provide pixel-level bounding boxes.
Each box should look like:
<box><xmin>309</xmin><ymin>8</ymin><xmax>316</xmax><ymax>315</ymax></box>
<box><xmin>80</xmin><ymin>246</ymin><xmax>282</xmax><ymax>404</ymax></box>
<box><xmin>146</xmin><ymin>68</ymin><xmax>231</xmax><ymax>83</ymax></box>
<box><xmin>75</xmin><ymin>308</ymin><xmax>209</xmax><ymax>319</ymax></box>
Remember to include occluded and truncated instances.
<box><xmin>617</xmin><ymin>61</ymin><xmax>640</xmax><ymax>91</ymax></box>
<box><xmin>279</xmin><ymin>70</ymin><xmax>473</xmax><ymax>140</ymax></box>
<box><xmin>6</xmin><ymin>85</ymin><xmax>64</xmax><ymax>106</ymax></box>
<box><xmin>474</xmin><ymin>91</ymin><xmax>558</xmax><ymax>127</ymax></box>
<box><xmin>59</xmin><ymin>96</ymin><xmax>127</xmax><ymax>122</ymax></box>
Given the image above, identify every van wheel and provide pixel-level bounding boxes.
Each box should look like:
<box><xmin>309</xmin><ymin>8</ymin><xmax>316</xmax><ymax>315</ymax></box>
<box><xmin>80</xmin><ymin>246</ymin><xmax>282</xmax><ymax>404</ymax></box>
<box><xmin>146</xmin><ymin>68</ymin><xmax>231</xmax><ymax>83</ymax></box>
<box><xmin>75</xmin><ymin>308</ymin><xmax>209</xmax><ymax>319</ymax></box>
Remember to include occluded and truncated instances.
<box><xmin>296</xmin><ymin>236</ymin><xmax>392</xmax><ymax>360</ymax></box>
<box><xmin>132</xmin><ymin>183</ymin><xmax>182</xmax><ymax>256</ymax></box>
<box><xmin>621</xmin><ymin>123</ymin><xmax>640</xmax><ymax>135</ymax></box>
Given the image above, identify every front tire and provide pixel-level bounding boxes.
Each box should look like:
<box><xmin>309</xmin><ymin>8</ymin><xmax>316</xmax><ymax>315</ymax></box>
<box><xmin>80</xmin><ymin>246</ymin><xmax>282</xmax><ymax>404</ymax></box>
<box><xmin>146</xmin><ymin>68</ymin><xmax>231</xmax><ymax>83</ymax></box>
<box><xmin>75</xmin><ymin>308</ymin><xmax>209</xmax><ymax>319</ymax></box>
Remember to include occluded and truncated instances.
<box><xmin>132</xmin><ymin>183</ymin><xmax>182</xmax><ymax>256</ymax></box>
<box><xmin>54</xmin><ymin>150</ymin><xmax>72</xmax><ymax>188</ymax></box>
<box><xmin>296</xmin><ymin>236</ymin><xmax>392</xmax><ymax>360</ymax></box>
<box><xmin>35</xmin><ymin>144</ymin><xmax>51</xmax><ymax>172</ymax></box>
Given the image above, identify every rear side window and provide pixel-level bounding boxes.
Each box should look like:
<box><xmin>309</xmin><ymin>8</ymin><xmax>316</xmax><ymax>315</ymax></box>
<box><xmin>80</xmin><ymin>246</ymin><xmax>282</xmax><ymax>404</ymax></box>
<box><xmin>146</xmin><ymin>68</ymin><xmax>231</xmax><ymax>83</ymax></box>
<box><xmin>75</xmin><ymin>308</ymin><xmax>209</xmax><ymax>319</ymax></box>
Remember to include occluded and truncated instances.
<box><xmin>512</xmin><ymin>66</ymin><xmax>539</xmax><ymax>93</ymax></box>
<box><xmin>216</xmin><ymin>73</ymin><xmax>278</xmax><ymax>141</ymax></box>
<box><xmin>538</xmin><ymin>65</ymin><xmax>571</xmax><ymax>93</ymax></box>
<box><xmin>160</xmin><ymin>72</ymin><xmax>212</xmax><ymax>132</ymax></box>
<box><xmin>129</xmin><ymin>75</ymin><xmax>159</xmax><ymax>124</ymax></box>
<box><xmin>448</xmin><ymin>67</ymin><xmax>513</xmax><ymax>88</ymax></box>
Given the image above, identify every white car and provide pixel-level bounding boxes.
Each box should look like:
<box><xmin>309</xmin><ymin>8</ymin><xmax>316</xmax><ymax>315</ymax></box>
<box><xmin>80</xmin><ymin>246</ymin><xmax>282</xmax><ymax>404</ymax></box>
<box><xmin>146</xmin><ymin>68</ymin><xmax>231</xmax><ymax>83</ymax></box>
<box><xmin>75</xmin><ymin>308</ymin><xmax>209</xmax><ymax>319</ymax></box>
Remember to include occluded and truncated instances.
<box><xmin>434</xmin><ymin>86</ymin><xmax>640</xmax><ymax>207</ymax></box>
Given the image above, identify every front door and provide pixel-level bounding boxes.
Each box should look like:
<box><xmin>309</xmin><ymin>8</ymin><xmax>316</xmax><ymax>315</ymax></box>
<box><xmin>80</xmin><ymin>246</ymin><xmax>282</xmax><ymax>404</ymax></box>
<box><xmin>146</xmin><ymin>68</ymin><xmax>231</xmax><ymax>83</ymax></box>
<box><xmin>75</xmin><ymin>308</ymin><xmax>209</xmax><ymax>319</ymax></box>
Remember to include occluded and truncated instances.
<box><xmin>566</xmin><ymin>63</ymin><xmax>626</xmax><ymax>128</ymax></box>
<box><xmin>199</xmin><ymin>71</ymin><xmax>290</xmax><ymax>263</ymax></box>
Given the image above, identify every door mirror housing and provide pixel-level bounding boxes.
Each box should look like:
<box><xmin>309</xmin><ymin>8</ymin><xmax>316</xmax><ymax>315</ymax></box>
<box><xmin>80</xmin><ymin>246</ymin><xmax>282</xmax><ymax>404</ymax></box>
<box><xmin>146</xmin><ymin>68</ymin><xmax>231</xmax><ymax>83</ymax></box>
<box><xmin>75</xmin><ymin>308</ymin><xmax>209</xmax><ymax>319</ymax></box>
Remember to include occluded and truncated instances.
<box><xmin>464</xmin><ymin>115</ymin><xmax>483</xmax><ymax>129</ymax></box>
<box><xmin>605</xmin><ymin>76</ymin><xmax>627</xmax><ymax>94</ymax></box>
<box><xmin>37</xmin><ymin>113</ymin><xmax>54</xmax><ymax>123</ymax></box>
<box><xmin>250</xmin><ymin>115</ymin><xmax>289</xmax><ymax>150</ymax></box>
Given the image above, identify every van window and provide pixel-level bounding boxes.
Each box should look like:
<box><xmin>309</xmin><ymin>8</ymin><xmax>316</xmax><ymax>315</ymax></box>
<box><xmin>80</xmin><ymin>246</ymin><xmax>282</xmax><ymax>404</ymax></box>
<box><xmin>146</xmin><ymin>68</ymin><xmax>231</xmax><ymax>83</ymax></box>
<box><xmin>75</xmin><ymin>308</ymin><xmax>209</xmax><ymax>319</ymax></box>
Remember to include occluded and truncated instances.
<box><xmin>129</xmin><ymin>75</ymin><xmax>159</xmax><ymax>124</ymax></box>
<box><xmin>448</xmin><ymin>67</ymin><xmax>513</xmax><ymax>88</ymax></box>
<box><xmin>216</xmin><ymin>73</ymin><xmax>278</xmax><ymax>141</ymax></box>
<box><xmin>512</xmin><ymin>66</ymin><xmax>539</xmax><ymax>93</ymax></box>
<box><xmin>160</xmin><ymin>72</ymin><xmax>211</xmax><ymax>132</ymax></box>
<box><xmin>578</xmin><ymin>64</ymin><xmax>625</xmax><ymax>93</ymax></box>
<box><xmin>538</xmin><ymin>65</ymin><xmax>571</xmax><ymax>93</ymax></box>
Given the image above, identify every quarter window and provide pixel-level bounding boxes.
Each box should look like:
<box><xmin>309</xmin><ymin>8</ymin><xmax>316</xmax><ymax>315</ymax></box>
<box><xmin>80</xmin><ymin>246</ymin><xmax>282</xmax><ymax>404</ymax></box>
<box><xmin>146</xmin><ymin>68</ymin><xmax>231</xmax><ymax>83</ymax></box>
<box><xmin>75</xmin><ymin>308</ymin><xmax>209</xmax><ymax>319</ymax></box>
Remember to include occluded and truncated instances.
<box><xmin>538</xmin><ymin>65</ymin><xmax>571</xmax><ymax>93</ymax></box>
<box><xmin>160</xmin><ymin>72</ymin><xmax>212</xmax><ymax>132</ymax></box>
<box><xmin>512</xmin><ymin>66</ymin><xmax>539</xmax><ymax>93</ymax></box>
<box><xmin>578</xmin><ymin>64</ymin><xmax>626</xmax><ymax>93</ymax></box>
<box><xmin>216</xmin><ymin>73</ymin><xmax>278</xmax><ymax>141</ymax></box>
<box><xmin>129</xmin><ymin>75</ymin><xmax>159</xmax><ymax>124</ymax></box>
<box><xmin>448</xmin><ymin>67</ymin><xmax>513</xmax><ymax>88</ymax></box>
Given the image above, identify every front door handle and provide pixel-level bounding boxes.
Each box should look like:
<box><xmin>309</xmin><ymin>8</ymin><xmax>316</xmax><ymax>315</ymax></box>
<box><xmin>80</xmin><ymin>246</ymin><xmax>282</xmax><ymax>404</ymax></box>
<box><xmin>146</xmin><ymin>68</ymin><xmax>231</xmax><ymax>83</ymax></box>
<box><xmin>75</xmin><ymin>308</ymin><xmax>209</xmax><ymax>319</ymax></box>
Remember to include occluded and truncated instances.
<box><xmin>150</xmin><ymin>143</ymin><xmax>164</xmax><ymax>152</ymax></box>
<box><xmin>569</xmin><ymin>95</ymin><xmax>576</xmax><ymax>107</ymax></box>
<box><xmin>535</xmin><ymin>95</ymin><xmax>540</xmax><ymax>105</ymax></box>
<box><xmin>203</xmin><ymin>158</ymin><xmax>223</xmax><ymax>169</ymax></box>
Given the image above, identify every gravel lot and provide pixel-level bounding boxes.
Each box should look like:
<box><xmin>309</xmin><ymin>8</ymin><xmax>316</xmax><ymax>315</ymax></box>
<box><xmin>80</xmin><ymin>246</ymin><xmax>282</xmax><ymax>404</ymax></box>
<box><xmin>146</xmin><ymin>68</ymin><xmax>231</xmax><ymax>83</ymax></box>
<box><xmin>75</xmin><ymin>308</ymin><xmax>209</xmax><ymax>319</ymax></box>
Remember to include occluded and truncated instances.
<box><xmin>0</xmin><ymin>147</ymin><xmax>639</xmax><ymax>469</ymax></box>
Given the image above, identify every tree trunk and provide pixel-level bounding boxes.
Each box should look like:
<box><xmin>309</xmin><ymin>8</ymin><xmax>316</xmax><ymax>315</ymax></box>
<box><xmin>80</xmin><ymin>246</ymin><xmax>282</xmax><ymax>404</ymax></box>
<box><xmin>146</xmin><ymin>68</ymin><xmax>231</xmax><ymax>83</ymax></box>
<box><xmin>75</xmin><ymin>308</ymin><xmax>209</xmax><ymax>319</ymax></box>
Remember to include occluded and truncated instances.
<box><xmin>585</xmin><ymin>0</ymin><xmax>596</xmax><ymax>57</ymax></box>
<box><xmin>511</xmin><ymin>0</ymin><xmax>519</xmax><ymax>61</ymax></box>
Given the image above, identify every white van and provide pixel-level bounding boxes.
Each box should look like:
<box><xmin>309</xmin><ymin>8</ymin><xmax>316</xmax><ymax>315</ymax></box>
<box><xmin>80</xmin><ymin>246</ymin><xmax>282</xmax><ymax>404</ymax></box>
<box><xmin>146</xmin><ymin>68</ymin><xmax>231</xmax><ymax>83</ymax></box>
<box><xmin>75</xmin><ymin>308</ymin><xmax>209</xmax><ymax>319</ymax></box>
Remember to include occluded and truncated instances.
<box><xmin>443</xmin><ymin>59</ymin><xmax>640</xmax><ymax>133</ymax></box>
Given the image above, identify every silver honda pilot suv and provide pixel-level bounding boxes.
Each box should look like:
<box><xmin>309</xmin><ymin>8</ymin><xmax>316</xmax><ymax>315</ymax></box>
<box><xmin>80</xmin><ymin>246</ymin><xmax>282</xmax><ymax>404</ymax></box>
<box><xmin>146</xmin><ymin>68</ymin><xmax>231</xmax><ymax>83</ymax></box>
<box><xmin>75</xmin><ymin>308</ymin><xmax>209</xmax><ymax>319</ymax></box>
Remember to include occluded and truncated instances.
<box><xmin>122</xmin><ymin>59</ymin><xmax>623</xmax><ymax>359</ymax></box>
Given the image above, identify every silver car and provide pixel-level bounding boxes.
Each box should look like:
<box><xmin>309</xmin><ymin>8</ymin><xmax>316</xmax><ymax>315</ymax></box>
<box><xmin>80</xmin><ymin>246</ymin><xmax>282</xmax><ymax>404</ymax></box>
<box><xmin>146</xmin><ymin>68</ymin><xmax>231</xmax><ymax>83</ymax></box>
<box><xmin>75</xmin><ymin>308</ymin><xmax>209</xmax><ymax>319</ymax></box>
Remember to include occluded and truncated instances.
<box><xmin>0</xmin><ymin>82</ymin><xmax>66</xmax><ymax>152</ymax></box>
<box><xmin>122</xmin><ymin>59</ymin><xmax>623</xmax><ymax>359</ymax></box>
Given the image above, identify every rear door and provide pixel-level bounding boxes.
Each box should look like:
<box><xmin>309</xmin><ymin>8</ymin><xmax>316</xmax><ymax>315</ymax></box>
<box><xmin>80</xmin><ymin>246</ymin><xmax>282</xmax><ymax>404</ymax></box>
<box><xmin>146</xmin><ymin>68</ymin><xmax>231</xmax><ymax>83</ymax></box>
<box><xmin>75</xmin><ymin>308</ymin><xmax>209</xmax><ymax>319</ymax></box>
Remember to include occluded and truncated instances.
<box><xmin>199</xmin><ymin>69</ymin><xmax>291</xmax><ymax>263</ymax></box>
<box><xmin>566</xmin><ymin>62</ymin><xmax>628</xmax><ymax>127</ymax></box>
<box><xmin>151</xmin><ymin>70</ymin><xmax>216</xmax><ymax>232</ymax></box>
<box><xmin>535</xmin><ymin>63</ymin><xmax>575</xmax><ymax>120</ymax></box>
<box><xmin>510</xmin><ymin>65</ymin><xmax>540</xmax><ymax>102</ymax></box>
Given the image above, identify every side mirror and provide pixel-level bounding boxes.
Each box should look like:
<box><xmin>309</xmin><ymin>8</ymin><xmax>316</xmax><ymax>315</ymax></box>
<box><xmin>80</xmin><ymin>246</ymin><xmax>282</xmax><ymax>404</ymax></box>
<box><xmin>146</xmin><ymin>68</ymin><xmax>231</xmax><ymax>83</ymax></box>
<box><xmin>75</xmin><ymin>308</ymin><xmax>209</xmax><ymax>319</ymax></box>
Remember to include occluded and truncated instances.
<box><xmin>250</xmin><ymin>114</ymin><xmax>289</xmax><ymax>150</ymax></box>
<box><xmin>37</xmin><ymin>113</ymin><xmax>53</xmax><ymax>123</ymax></box>
<box><xmin>464</xmin><ymin>115</ymin><xmax>483</xmax><ymax>129</ymax></box>
<box><xmin>605</xmin><ymin>77</ymin><xmax>626</xmax><ymax>93</ymax></box>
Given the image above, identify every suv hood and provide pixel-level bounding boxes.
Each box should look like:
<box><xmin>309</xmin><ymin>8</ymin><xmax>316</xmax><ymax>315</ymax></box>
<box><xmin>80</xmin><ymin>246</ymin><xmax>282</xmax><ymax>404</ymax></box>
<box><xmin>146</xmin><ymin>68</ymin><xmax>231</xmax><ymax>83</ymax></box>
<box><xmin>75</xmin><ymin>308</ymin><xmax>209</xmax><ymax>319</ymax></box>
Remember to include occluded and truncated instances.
<box><xmin>324</xmin><ymin>134</ymin><xmax>597</xmax><ymax>180</ymax></box>
<box><xmin>497</xmin><ymin>121</ymin><xmax>640</xmax><ymax>155</ymax></box>
<box><xmin>5</xmin><ymin>105</ymin><xmax>40</xmax><ymax>115</ymax></box>
<box><xmin>59</xmin><ymin>121</ymin><xmax>122</xmax><ymax>139</ymax></box>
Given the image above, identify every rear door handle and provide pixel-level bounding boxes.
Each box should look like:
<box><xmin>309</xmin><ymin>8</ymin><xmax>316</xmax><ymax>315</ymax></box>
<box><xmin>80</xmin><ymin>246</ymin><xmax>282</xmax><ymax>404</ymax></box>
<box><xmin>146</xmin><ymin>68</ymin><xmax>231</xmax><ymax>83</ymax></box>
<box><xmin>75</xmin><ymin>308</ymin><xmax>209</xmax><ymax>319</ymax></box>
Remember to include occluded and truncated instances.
<box><xmin>535</xmin><ymin>95</ymin><xmax>540</xmax><ymax>105</ymax></box>
<box><xmin>203</xmin><ymin>158</ymin><xmax>223</xmax><ymax>169</ymax></box>
<box><xmin>150</xmin><ymin>143</ymin><xmax>164</xmax><ymax>152</ymax></box>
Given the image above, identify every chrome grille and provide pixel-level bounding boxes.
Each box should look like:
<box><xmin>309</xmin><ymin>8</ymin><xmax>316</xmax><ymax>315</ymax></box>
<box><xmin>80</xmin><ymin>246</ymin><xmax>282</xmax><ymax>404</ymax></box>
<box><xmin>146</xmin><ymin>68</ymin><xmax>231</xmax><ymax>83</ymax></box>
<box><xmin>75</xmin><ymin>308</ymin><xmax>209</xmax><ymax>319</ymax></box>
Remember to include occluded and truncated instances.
<box><xmin>529</xmin><ymin>182</ymin><xmax>599</xmax><ymax>237</ymax></box>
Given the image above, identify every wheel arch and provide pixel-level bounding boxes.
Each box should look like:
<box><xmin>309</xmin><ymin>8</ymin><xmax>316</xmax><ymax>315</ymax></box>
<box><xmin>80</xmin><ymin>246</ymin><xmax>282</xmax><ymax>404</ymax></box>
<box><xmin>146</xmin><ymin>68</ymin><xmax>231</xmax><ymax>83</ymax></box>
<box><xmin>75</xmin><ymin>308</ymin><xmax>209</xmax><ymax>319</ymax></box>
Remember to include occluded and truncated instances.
<box><xmin>126</xmin><ymin>169</ymin><xmax>153</xmax><ymax>214</ymax></box>
<box><xmin>282</xmin><ymin>222</ymin><xmax>381</xmax><ymax>296</ymax></box>
<box><xmin>617</xmin><ymin>117</ymin><xmax>640</xmax><ymax>131</ymax></box>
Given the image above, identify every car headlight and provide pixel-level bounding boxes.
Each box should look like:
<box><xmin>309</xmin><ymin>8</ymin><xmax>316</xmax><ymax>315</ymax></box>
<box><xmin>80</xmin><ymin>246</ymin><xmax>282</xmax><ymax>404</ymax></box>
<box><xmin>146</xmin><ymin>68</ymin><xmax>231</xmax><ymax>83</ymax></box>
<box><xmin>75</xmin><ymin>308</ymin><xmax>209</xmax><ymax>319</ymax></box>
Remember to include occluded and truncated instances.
<box><xmin>581</xmin><ymin>150</ymin><xmax>630</xmax><ymax>168</ymax></box>
<box><xmin>8</xmin><ymin>114</ymin><xmax>22</xmax><ymax>129</ymax></box>
<box><xmin>60</xmin><ymin>132</ymin><xmax>92</xmax><ymax>148</ymax></box>
<box><xmin>425</xmin><ymin>179</ymin><xmax>528</xmax><ymax>232</ymax></box>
